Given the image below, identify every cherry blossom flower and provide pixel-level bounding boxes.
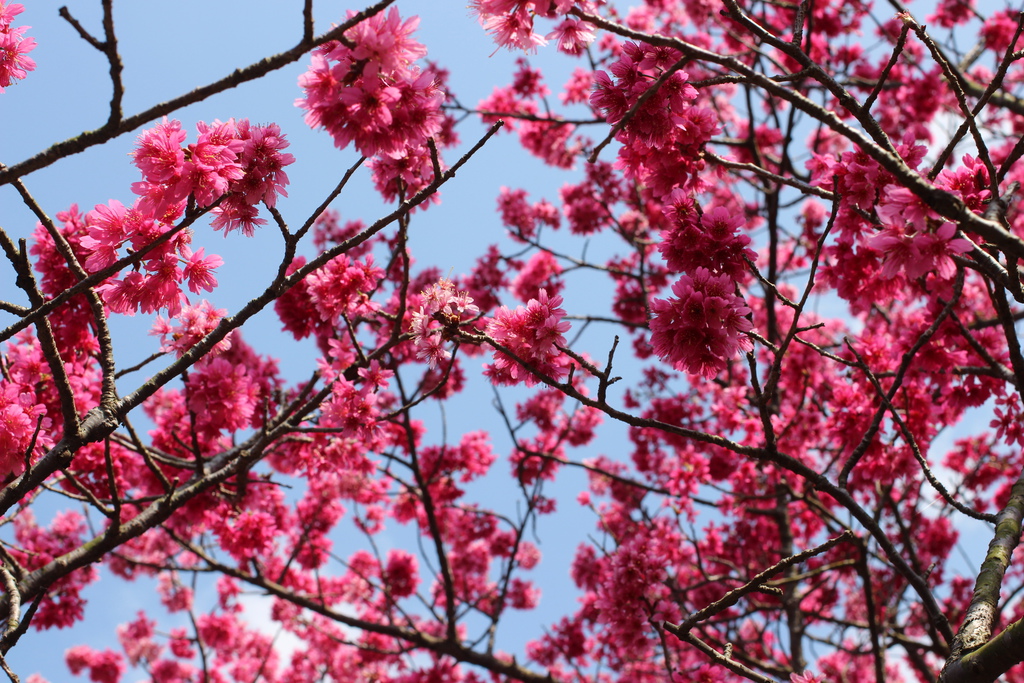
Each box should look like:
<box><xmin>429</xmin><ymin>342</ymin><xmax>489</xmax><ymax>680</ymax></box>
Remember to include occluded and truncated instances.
<box><xmin>478</xmin><ymin>5</ymin><xmax>547</xmax><ymax>52</ymax></box>
<box><xmin>0</xmin><ymin>0</ymin><xmax>25</xmax><ymax>28</ymax></box>
<box><xmin>0</xmin><ymin>3</ymin><xmax>35</xmax><ymax>93</ymax></box>
<box><xmin>869</xmin><ymin>215</ymin><xmax>971</xmax><ymax>281</ymax></box>
<box><xmin>791</xmin><ymin>672</ymin><xmax>827</xmax><ymax>683</ymax></box>
<box><xmin>547</xmin><ymin>19</ymin><xmax>596</xmax><ymax>55</ymax></box>
<box><xmin>131</xmin><ymin>118</ymin><xmax>187</xmax><ymax>187</ymax></box>
<box><xmin>209</xmin><ymin>120</ymin><xmax>295</xmax><ymax>234</ymax></box>
<box><xmin>180</xmin><ymin>245</ymin><xmax>223</xmax><ymax>294</ymax></box>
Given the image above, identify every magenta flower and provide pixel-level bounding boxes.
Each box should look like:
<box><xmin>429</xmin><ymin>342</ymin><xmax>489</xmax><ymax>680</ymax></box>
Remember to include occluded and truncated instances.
<box><xmin>132</xmin><ymin>118</ymin><xmax>187</xmax><ymax>185</ymax></box>
<box><xmin>0</xmin><ymin>3</ymin><xmax>35</xmax><ymax>93</ymax></box>
<box><xmin>80</xmin><ymin>200</ymin><xmax>131</xmax><ymax>271</ymax></box>
<box><xmin>0</xmin><ymin>1</ymin><xmax>25</xmax><ymax>28</ymax></box>
<box><xmin>180</xmin><ymin>245</ymin><xmax>223</xmax><ymax>294</ymax></box>
<box><xmin>546</xmin><ymin>19</ymin><xmax>596</xmax><ymax>55</ymax></box>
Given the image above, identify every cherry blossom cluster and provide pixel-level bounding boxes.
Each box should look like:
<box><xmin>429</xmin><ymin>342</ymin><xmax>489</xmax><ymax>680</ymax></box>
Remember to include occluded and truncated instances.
<box><xmin>410</xmin><ymin>278</ymin><xmax>481</xmax><ymax>367</ymax></box>
<box><xmin>495</xmin><ymin>186</ymin><xmax>560</xmax><ymax>242</ymax></box>
<box><xmin>809</xmin><ymin>138</ymin><xmax>987</xmax><ymax>311</ymax></box>
<box><xmin>304</xmin><ymin>254</ymin><xmax>385</xmax><ymax>326</ymax></box>
<box><xmin>0</xmin><ymin>1</ymin><xmax>34</xmax><ymax>92</ymax></box>
<box><xmin>318</xmin><ymin>20</ymin><xmax>463</xmax><ymax>206</ymax></box>
<box><xmin>47</xmin><ymin>118</ymin><xmax>293</xmax><ymax>317</ymax></box>
<box><xmin>150</xmin><ymin>300</ymin><xmax>230</xmax><ymax>358</ymax></box>
<box><xmin>145</xmin><ymin>330</ymin><xmax>281</xmax><ymax>444</ymax></box>
<box><xmin>0</xmin><ymin>364</ymin><xmax>48</xmax><ymax>477</ymax></box>
<box><xmin>319</xmin><ymin>359</ymin><xmax>394</xmax><ymax>445</ymax></box>
<box><xmin>485</xmin><ymin>289</ymin><xmax>572</xmax><ymax>386</ymax></box>
<box><xmin>590</xmin><ymin>41</ymin><xmax>715</xmax><ymax>196</ymax></box>
<box><xmin>131</xmin><ymin>117</ymin><xmax>294</xmax><ymax>235</ymax></box>
<box><xmin>658</xmin><ymin>190</ymin><xmax>755</xmax><ymax>281</ymax></box>
<box><xmin>13</xmin><ymin>510</ymin><xmax>98</xmax><ymax>630</ymax></box>
<box><xmin>648</xmin><ymin>268</ymin><xmax>753</xmax><ymax>377</ymax></box>
<box><xmin>78</xmin><ymin>201</ymin><xmax>219</xmax><ymax>317</ymax></box>
<box><xmin>470</xmin><ymin>0</ymin><xmax>597</xmax><ymax>54</ymax></box>
<box><xmin>296</xmin><ymin>7</ymin><xmax>455</xmax><ymax>205</ymax></box>
<box><xmin>64</xmin><ymin>646</ymin><xmax>123</xmax><ymax>683</ymax></box>
<box><xmin>512</xmin><ymin>250</ymin><xmax>564</xmax><ymax>302</ymax></box>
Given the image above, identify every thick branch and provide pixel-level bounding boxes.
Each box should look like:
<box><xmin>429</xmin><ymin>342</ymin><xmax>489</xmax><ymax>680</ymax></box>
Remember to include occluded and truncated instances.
<box><xmin>940</xmin><ymin>468</ymin><xmax>1024</xmax><ymax>683</ymax></box>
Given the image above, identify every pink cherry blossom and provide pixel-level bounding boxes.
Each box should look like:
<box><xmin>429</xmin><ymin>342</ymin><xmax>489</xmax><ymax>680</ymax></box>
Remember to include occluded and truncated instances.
<box><xmin>410</xmin><ymin>278</ymin><xmax>481</xmax><ymax>367</ymax></box>
<box><xmin>131</xmin><ymin>118</ymin><xmax>188</xmax><ymax>186</ymax></box>
<box><xmin>0</xmin><ymin>1</ymin><xmax>25</xmax><ymax>28</ymax></box>
<box><xmin>485</xmin><ymin>289</ymin><xmax>572</xmax><ymax>386</ymax></box>
<box><xmin>296</xmin><ymin>10</ymin><xmax>445</xmax><ymax>160</ymax></box>
<box><xmin>65</xmin><ymin>646</ymin><xmax>125</xmax><ymax>683</ymax></box>
<box><xmin>512</xmin><ymin>250</ymin><xmax>564</xmax><ymax>302</ymax></box>
<box><xmin>649</xmin><ymin>268</ymin><xmax>753</xmax><ymax>377</ymax></box>
<box><xmin>0</xmin><ymin>5</ymin><xmax>35</xmax><ymax>92</ymax></box>
<box><xmin>151</xmin><ymin>300</ymin><xmax>230</xmax><ymax>358</ymax></box>
<box><xmin>547</xmin><ymin>19</ymin><xmax>596</xmax><ymax>55</ymax></box>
